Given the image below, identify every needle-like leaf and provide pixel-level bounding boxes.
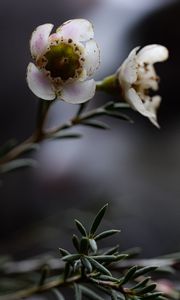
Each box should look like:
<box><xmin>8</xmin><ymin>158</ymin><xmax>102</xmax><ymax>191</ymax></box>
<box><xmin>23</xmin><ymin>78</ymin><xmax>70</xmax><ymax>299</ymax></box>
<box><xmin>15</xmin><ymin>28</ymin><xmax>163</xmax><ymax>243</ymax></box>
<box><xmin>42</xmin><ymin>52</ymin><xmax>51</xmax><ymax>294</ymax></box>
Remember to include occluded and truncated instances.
<box><xmin>90</xmin><ymin>204</ymin><xmax>108</xmax><ymax>235</ymax></box>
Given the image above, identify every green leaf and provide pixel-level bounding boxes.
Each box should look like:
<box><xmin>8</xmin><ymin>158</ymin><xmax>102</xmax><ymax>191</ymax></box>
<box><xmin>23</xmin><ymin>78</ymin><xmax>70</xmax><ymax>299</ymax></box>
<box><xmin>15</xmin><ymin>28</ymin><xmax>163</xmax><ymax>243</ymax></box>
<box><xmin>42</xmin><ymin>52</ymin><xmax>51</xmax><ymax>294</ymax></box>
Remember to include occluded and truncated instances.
<box><xmin>62</xmin><ymin>254</ymin><xmax>81</xmax><ymax>262</ymax></box>
<box><xmin>103</xmin><ymin>101</ymin><xmax>130</xmax><ymax>110</ymax></box>
<box><xmin>52</xmin><ymin>132</ymin><xmax>82</xmax><ymax>140</ymax></box>
<box><xmin>0</xmin><ymin>159</ymin><xmax>37</xmax><ymax>173</ymax></box>
<box><xmin>155</xmin><ymin>296</ymin><xmax>167</xmax><ymax>300</ymax></box>
<box><xmin>98</xmin><ymin>275</ymin><xmax>119</xmax><ymax>282</ymax></box>
<box><xmin>76</xmin><ymin>102</ymin><xmax>88</xmax><ymax>117</ymax></box>
<box><xmin>81</xmin><ymin>120</ymin><xmax>110</xmax><ymax>130</ymax></box>
<box><xmin>90</xmin><ymin>204</ymin><xmax>108</xmax><ymax>235</ymax></box>
<box><xmin>121</xmin><ymin>266</ymin><xmax>137</xmax><ymax>284</ymax></box>
<box><xmin>79</xmin><ymin>285</ymin><xmax>104</xmax><ymax>300</ymax></box>
<box><xmin>59</xmin><ymin>248</ymin><xmax>71</xmax><ymax>257</ymax></box>
<box><xmin>116</xmin><ymin>254</ymin><xmax>129</xmax><ymax>261</ymax></box>
<box><xmin>136</xmin><ymin>283</ymin><xmax>157</xmax><ymax>295</ymax></box>
<box><xmin>157</xmin><ymin>266</ymin><xmax>175</xmax><ymax>274</ymax></box>
<box><xmin>75</xmin><ymin>219</ymin><xmax>87</xmax><ymax>236</ymax></box>
<box><xmin>86</xmin><ymin>256</ymin><xmax>111</xmax><ymax>276</ymax></box>
<box><xmin>103</xmin><ymin>101</ymin><xmax>115</xmax><ymax>110</ymax></box>
<box><xmin>103</xmin><ymin>245</ymin><xmax>119</xmax><ymax>255</ymax></box>
<box><xmin>111</xmin><ymin>290</ymin><xmax>118</xmax><ymax>300</ymax></box>
<box><xmin>73</xmin><ymin>260</ymin><xmax>81</xmax><ymax>272</ymax></box>
<box><xmin>142</xmin><ymin>292</ymin><xmax>163</xmax><ymax>299</ymax></box>
<box><xmin>74</xmin><ymin>283</ymin><xmax>82</xmax><ymax>300</ymax></box>
<box><xmin>52</xmin><ymin>288</ymin><xmax>65</xmax><ymax>300</ymax></box>
<box><xmin>90</xmin><ymin>255</ymin><xmax>121</xmax><ymax>263</ymax></box>
<box><xmin>132</xmin><ymin>277</ymin><xmax>151</xmax><ymax>290</ymax></box>
<box><xmin>132</xmin><ymin>266</ymin><xmax>157</xmax><ymax>279</ymax></box>
<box><xmin>72</xmin><ymin>234</ymin><xmax>80</xmax><ymax>252</ymax></box>
<box><xmin>105</xmin><ymin>111</ymin><xmax>133</xmax><ymax>122</ymax></box>
<box><xmin>81</xmin><ymin>256</ymin><xmax>93</xmax><ymax>273</ymax></box>
<box><xmin>89</xmin><ymin>239</ymin><xmax>98</xmax><ymax>253</ymax></box>
<box><xmin>95</xmin><ymin>229</ymin><xmax>120</xmax><ymax>241</ymax></box>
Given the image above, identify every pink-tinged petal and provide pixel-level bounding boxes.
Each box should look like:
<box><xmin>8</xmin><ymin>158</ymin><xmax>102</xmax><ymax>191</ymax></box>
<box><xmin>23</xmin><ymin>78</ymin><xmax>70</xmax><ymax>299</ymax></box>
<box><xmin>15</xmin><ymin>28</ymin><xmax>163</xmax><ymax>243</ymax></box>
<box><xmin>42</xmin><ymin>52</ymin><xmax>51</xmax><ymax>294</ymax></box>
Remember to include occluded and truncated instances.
<box><xmin>48</xmin><ymin>32</ymin><xmax>62</xmax><ymax>43</ymax></box>
<box><xmin>60</xmin><ymin>79</ymin><xmax>96</xmax><ymax>104</ymax></box>
<box><xmin>137</xmin><ymin>44</ymin><xmax>169</xmax><ymax>64</ymax></box>
<box><xmin>57</xmin><ymin>19</ymin><xmax>94</xmax><ymax>42</ymax></box>
<box><xmin>84</xmin><ymin>40</ymin><xmax>100</xmax><ymax>77</ymax></box>
<box><xmin>27</xmin><ymin>63</ymin><xmax>55</xmax><ymax>100</ymax></box>
<box><xmin>126</xmin><ymin>88</ymin><xmax>155</xmax><ymax>118</ymax></box>
<box><xmin>119</xmin><ymin>47</ymin><xmax>140</xmax><ymax>84</ymax></box>
<box><xmin>30</xmin><ymin>24</ymin><xmax>54</xmax><ymax>59</ymax></box>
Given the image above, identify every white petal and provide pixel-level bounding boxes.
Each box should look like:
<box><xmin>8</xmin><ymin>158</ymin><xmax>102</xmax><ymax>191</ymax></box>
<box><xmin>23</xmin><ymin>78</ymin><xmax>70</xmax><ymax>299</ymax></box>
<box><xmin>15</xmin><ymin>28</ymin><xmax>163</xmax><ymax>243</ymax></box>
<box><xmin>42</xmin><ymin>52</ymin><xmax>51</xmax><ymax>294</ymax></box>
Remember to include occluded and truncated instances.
<box><xmin>137</xmin><ymin>44</ymin><xmax>169</xmax><ymax>64</ymax></box>
<box><xmin>60</xmin><ymin>79</ymin><xmax>96</xmax><ymax>104</ymax></box>
<box><xmin>144</xmin><ymin>96</ymin><xmax>161</xmax><ymax>128</ymax></box>
<box><xmin>148</xmin><ymin>116</ymin><xmax>160</xmax><ymax>128</ymax></box>
<box><xmin>125</xmin><ymin>88</ymin><xmax>155</xmax><ymax>118</ymax></box>
<box><xmin>84</xmin><ymin>40</ymin><xmax>100</xmax><ymax>77</ymax></box>
<box><xmin>27</xmin><ymin>63</ymin><xmax>55</xmax><ymax>100</ymax></box>
<box><xmin>30</xmin><ymin>24</ymin><xmax>53</xmax><ymax>59</ymax></box>
<box><xmin>57</xmin><ymin>19</ymin><xmax>94</xmax><ymax>42</ymax></box>
<box><xmin>119</xmin><ymin>47</ymin><xmax>140</xmax><ymax>84</ymax></box>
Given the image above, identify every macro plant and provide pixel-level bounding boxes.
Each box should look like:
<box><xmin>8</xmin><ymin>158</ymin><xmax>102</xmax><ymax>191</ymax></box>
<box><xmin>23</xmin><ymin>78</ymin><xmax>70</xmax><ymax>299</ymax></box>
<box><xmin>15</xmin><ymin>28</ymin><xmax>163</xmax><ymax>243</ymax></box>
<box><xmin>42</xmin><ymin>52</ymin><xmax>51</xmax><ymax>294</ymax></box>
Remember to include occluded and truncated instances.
<box><xmin>0</xmin><ymin>18</ymin><xmax>168</xmax><ymax>174</ymax></box>
<box><xmin>1</xmin><ymin>17</ymin><xmax>177</xmax><ymax>300</ymax></box>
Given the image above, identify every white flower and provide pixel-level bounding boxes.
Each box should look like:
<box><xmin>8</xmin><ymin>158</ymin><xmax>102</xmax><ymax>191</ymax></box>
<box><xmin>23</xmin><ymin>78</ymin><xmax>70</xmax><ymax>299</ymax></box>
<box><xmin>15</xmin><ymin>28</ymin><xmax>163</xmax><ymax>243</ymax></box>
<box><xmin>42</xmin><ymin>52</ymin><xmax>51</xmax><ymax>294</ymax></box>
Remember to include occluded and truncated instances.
<box><xmin>118</xmin><ymin>44</ymin><xmax>169</xmax><ymax>127</ymax></box>
<box><xmin>27</xmin><ymin>19</ymin><xmax>100</xmax><ymax>104</ymax></box>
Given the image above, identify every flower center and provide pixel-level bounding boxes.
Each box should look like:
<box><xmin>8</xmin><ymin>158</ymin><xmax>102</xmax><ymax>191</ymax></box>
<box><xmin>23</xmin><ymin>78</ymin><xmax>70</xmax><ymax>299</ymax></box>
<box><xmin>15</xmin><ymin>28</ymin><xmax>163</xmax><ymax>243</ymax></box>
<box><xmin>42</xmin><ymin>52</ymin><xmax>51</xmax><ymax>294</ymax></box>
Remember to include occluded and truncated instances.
<box><xmin>44</xmin><ymin>43</ymin><xmax>81</xmax><ymax>81</ymax></box>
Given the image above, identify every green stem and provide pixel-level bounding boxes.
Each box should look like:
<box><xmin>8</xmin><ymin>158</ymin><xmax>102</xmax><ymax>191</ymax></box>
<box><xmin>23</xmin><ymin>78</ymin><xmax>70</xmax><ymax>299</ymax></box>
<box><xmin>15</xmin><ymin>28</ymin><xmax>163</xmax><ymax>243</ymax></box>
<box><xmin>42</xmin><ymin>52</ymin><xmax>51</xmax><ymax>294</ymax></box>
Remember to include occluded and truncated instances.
<box><xmin>96</xmin><ymin>74</ymin><xmax>120</xmax><ymax>95</ymax></box>
<box><xmin>35</xmin><ymin>99</ymin><xmax>54</xmax><ymax>140</ymax></box>
<box><xmin>0</xmin><ymin>74</ymin><xmax>124</xmax><ymax>167</ymax></box>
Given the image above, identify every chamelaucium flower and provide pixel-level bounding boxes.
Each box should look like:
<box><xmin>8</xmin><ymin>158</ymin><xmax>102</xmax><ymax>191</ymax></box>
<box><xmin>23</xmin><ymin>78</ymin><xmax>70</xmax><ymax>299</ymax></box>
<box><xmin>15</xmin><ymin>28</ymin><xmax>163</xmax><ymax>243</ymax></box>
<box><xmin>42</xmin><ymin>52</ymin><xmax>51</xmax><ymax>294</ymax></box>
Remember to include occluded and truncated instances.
<box><xmin>27</xmin><ymin>19</ymin><xmax>100</xmax><ymax>104</ymax></box>
<box><xmin>118</xmin><ymin>44</ymin><xmax>169</xmax><ymax>127</ymax></box>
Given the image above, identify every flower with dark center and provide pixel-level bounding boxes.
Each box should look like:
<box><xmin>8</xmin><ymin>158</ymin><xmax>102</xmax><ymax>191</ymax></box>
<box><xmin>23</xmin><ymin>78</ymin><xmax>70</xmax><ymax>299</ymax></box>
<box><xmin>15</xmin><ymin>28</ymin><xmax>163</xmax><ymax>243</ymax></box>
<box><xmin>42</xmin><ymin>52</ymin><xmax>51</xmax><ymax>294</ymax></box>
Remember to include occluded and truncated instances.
<box><xmin>27</xmin><ymin>19</ymin><xmax>100</xmax><ymax>104</ymax></box>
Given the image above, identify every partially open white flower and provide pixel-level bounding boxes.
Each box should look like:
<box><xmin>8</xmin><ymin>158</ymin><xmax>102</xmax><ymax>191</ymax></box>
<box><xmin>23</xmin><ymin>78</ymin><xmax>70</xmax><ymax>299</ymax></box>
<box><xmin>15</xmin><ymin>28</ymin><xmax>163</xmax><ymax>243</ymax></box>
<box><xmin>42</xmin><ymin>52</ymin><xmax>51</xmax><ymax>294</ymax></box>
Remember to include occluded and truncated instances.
<box><xmin>118</xmin><ymin>44</ymin><xmax>169</xmax><ymax>127</ymax></box>
<box><xmin>27</xmin><ymin>19</ymin><xmax>100</xmax><ymax>104</ymax></box>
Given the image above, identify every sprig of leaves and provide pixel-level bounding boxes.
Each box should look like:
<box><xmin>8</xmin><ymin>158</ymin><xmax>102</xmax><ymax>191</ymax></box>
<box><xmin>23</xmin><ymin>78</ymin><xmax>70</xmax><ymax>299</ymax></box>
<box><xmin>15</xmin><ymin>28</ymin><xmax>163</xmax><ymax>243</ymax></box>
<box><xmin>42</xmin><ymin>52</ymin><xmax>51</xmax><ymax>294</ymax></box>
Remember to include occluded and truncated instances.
<box><xmin>0</xmin><ymin>204</ymin><xmax>172</xmax><ymax>300</ymax></box>
<box><xmin>0</xmin><ymin>101</ymin><xmax>131</xmax><ymax>174</ymax></box>
<box><xmin>58</xmin><ymin>204</ymin><xmax>160</xmax><ymax>300</ymax></box>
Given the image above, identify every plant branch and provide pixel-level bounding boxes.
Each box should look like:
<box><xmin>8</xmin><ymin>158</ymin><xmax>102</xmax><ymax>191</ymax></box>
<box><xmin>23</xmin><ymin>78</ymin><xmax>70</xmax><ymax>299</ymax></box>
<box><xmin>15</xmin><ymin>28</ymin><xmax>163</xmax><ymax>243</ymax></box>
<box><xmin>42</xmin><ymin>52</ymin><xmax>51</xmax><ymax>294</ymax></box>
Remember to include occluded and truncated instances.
<box><xmin>0</xmin><ymin>274</ymin><xmax>81</xmax><ymax>300</ymax></box>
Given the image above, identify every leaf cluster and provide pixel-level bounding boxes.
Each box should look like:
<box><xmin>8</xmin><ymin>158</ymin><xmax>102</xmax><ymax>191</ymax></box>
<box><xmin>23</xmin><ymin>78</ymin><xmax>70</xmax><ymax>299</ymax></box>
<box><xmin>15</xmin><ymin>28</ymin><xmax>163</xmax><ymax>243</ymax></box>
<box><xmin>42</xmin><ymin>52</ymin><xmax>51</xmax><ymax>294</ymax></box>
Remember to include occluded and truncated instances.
<box><xmin>58</xmin><ymin>204</ymin><xmax>161</xmax><ymax>300</ymax></box>
<box><xmin>0</xmin><ymin>204</ymin><xmax>174</xmax><ymax>300</ymax></box>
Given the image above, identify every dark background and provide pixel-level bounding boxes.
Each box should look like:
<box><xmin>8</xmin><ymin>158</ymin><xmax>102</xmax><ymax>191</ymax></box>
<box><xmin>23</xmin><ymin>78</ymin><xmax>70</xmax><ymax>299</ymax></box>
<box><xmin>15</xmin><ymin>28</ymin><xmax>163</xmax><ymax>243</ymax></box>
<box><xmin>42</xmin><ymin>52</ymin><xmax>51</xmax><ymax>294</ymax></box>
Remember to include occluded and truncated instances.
<box><xmin>0</xmin><ymin>0</ymin><xmax>180</xmax><ymax>259</ymax></box>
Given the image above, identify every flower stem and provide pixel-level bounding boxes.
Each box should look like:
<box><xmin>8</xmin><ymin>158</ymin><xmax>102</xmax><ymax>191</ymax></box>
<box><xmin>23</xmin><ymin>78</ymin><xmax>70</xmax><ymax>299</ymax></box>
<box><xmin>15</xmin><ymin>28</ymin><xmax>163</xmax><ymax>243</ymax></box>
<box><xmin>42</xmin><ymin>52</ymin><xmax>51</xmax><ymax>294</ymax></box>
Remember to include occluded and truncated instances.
<box><xmin>0</xmin><ymin>99</ymin><xmax>53</xmax><ymax>166</ymax></box>
<box><xmin>96</xmin><ymin>74</ymin><xmax>120</xmax><ymax>95</ymax></box>
<box><xmin>35</xmin><ymin>99</ymin><xmax>54</xmax><ymax>140</ymax></box>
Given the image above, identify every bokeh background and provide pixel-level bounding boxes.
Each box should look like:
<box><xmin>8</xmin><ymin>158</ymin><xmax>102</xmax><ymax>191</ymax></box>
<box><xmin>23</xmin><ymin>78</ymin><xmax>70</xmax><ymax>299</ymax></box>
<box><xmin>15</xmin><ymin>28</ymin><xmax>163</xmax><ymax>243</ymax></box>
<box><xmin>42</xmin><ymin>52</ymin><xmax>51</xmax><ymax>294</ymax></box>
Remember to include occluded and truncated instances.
<box><xmin>0</xmin><ymin>0</ymin><xmax>180</xmax><ymax>259</ymax></box>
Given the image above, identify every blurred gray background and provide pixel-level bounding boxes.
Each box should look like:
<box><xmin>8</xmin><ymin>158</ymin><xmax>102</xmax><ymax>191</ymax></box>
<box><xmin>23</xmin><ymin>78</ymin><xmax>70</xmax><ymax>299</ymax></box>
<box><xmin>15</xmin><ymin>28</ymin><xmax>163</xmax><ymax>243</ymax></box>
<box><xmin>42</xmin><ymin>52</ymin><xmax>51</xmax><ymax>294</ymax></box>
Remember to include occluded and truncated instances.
<box><xmin>0</xmin><ymin>0</ymin><xmax>180</xmax><ymax>259</ymax></box>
